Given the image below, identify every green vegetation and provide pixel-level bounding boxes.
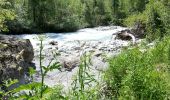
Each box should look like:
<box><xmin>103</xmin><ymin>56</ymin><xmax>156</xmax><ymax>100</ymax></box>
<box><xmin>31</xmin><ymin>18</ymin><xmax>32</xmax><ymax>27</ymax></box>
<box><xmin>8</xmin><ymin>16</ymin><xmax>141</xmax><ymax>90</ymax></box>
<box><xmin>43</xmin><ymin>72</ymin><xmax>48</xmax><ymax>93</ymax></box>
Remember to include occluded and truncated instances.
<box><xmin>70</xmin><ymin>53</ymin><xmax>98</xmax><ymax>100</ymax></box>
<box><xmin>104</xmin><ymin>37</ymin><xmax>170</xmax><ymax>99</ymax></box>
<box><xmin>38</xmin><ymin>36</ymin><xmax>61</xmax><ymax>98</ymax></box>
<box><xmin>0</xmin><ymin>0</ymin><xmax>15</xmax><ymax>32</ymax></box>
<box><xmin>124</xmin><ymin>0</ymin><xmax>170</xmax><ymax>41</ymax></box>
<box><xmin>0</xmin><ymin>0</ymin><xmax>169</xmax><ymax>37</ymax></box>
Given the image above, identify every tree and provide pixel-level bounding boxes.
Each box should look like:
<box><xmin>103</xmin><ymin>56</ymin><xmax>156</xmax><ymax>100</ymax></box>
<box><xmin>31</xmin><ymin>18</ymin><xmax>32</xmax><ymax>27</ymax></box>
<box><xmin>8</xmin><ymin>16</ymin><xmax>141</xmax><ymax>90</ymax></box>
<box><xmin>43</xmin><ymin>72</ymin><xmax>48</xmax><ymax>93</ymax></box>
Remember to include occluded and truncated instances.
<box><xmin>145</xmin><ymin>0</ymin><xmax>169</xmax><ymax>40</ymax></box>
<box><xmin>0</xmin><ymin>0</ymin><xmax>15</xmax><ymax>32</ymax></box>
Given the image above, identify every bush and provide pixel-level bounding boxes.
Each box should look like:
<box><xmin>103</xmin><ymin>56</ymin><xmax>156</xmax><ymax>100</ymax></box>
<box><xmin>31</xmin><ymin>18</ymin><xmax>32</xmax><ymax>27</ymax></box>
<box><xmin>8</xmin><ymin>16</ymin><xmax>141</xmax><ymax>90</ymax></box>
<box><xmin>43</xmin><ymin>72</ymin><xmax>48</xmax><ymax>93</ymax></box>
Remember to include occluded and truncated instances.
<box><xmin>104</xmin><ymin>37</ymin><xmax>170</xmax><ymax>99</ymax></box>
<box><xmin>124</xmin><ymin>0</ymin><xmax>170</xmax><ymax>41</ymax></box>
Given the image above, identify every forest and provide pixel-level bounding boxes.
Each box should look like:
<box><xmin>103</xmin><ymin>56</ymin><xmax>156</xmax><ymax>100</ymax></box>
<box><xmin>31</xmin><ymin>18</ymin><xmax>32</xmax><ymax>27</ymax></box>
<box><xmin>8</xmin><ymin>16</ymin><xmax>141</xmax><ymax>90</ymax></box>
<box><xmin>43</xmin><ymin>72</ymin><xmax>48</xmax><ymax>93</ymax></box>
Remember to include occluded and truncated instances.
<box><xmin>0</xmin><ymin>0</ymin><xmax>169</xmax><ymax>37</ymax></box>
<box><xmin>1</xmin><ymin>0</ymin><xmax>170</xmax><ymax>99</ymax></box>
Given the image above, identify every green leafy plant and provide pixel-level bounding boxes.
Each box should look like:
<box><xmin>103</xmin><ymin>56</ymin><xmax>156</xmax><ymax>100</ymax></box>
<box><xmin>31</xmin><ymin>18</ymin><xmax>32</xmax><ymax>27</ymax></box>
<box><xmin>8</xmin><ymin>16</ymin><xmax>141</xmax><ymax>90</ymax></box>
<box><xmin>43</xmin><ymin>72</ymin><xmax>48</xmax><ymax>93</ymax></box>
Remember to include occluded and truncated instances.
<box><xmin>0</xmin><ymin>0</ymin><xmax>15</xmax><ymax>32</ymax></box>
<box><xmin>38</xmin><ymin>36</ymin><xmax>60</xmax><ymax>98</ymax></box>
<box><xmin>69</xmin><ymin>52</ymin><xmax>99</xmax><ymax>100</ymax></box>
<box><xmin>124</xmin><ymin>0</ymin><xmax>170</xmax><ymax>41</ymax></box>
<box><xmin>0</xmin><ymin>79</ymin><xmax>18</xmax><ymax>99</ymax></box>
<box><xmin>104</xmin><ymin>37</ymin><xmax>170</xmax><ymax>99</ymax></box>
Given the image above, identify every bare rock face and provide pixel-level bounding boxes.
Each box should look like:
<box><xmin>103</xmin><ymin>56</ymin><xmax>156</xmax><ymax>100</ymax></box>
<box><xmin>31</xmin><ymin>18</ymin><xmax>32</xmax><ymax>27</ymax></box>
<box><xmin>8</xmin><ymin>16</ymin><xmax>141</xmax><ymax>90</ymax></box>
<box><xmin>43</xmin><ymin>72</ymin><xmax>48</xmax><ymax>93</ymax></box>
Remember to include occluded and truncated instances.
<box><xmin>0</xmin><ymin>35</ymin><xmax>34</xmax><ymax>82</ymax></box>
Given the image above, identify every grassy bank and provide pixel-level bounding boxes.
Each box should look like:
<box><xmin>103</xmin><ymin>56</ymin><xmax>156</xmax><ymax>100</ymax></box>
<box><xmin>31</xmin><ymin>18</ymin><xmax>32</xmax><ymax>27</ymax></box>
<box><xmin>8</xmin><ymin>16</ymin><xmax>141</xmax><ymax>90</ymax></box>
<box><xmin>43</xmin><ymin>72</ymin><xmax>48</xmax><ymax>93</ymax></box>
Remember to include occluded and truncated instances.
<box><xmin>104</xmin><ymin>37</ymin><xmax>170</xmax><ymax>99</ymax></box>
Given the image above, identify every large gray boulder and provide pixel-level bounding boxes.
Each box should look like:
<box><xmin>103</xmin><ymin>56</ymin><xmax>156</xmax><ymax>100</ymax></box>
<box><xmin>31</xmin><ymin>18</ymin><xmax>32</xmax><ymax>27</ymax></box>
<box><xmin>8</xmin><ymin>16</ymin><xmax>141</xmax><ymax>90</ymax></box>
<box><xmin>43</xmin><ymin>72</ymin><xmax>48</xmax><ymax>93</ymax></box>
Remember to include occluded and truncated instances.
<box><xmin>0</xmin><ymin>35</ymin><xmax>34</xmax><ymax>82</ymax></box>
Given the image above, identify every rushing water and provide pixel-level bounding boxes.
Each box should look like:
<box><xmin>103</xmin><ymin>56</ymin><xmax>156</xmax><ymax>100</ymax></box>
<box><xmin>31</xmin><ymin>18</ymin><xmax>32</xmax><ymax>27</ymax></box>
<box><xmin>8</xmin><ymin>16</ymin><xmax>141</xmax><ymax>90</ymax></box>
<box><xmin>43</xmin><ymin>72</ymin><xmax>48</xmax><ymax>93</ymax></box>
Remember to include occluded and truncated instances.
<box><xmin>15</xmin><ymin>26</ymin><xmax>127</xmax><ymax>49</ymax></box>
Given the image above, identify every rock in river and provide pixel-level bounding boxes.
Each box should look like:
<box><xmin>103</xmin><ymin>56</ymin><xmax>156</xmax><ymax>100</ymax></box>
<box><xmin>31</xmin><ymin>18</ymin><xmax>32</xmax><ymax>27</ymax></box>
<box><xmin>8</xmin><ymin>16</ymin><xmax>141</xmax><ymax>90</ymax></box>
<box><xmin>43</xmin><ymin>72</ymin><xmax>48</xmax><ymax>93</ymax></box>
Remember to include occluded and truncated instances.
<box><xmin>0</xmin><ymin>35</ymin><xmax>34</xmax><ymax>83</ymax></box>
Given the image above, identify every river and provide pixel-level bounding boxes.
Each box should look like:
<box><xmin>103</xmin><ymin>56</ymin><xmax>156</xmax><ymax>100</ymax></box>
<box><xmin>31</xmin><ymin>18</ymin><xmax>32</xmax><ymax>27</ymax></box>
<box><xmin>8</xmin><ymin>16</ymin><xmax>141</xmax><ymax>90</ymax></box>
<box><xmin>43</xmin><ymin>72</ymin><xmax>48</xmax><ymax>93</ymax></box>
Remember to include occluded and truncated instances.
<box><xmin>15</xmin><ymin>26</ymin><xmax>127</xmax><ymax>49</ymax></box>
<box><xmin>14</xmin><ymin>26</ymin><xmax>130</xmax><ymax>90</ymax></box>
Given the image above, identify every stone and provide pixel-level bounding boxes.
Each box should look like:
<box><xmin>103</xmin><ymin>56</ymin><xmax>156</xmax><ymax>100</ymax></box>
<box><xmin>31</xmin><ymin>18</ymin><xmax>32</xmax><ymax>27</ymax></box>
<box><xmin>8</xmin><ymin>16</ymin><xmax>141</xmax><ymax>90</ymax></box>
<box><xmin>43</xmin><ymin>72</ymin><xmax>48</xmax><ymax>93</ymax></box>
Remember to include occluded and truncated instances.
<box><xmin>48</xmin><ymin>47</ymin><xmax>52</xmax><ymax>50</ymax></box>
<box><xmin>93</xmin><ymin>51</ymin><xmax>103</xmax><ymax>57</ymax></box>
<box><xmin>99</xmin><ymin>46</ymin><xmax>107</xmax><ymax>51</ymax></box>
<box><xmin>49</xmin><ymin>41</ymin><xmax>58</xmax><ymax>46</ymax></box>
<box><xmin>59</xmin><ymin>56</ymin><xmax>80</xmax><ymax>71</ymax></box>
<box><xmin>115</xmin><ymin>29</ymin><xmax>132</xmax><ymax>40</ymax></box>
<box><xmin>73</xmin><ymin>46</ymin><xmax>81</xmax><ymax>50</ymax></box>
<box><xmin>0</xmin><ymin>35</ymin><xmax>34</xmax><ymax>82</ymax></box>
<box><xmin>114</xmin><ymin>29</ymin><xmax>136</xmax><ymax>45</ymax></box>
<box><xmin>91</xmin><ymin>56</ymin><xmax>108</xmax><ymax>71</ymax></box>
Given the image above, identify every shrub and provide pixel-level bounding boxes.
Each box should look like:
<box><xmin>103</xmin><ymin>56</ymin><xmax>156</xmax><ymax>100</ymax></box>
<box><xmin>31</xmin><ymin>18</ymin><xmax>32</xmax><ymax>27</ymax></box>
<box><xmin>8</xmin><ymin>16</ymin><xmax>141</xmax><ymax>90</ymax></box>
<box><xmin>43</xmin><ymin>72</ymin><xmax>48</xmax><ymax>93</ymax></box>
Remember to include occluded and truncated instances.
<box><xmin>124</xmin><ymin>0</ymin><xmax>170</xmax><ymax>41</ymax></box>
<box><xmin>104</xmin><ymin>37</ymin><xmax>170</xmax><ymax>99</ymax></box>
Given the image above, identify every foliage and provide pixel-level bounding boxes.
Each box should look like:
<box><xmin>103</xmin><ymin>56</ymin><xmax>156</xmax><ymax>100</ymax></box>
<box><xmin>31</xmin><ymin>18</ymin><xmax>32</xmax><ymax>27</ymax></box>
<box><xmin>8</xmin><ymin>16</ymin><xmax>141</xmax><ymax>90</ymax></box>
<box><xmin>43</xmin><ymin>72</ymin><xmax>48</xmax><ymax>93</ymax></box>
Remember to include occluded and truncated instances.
<box><xmin>104</xmin><ymin>37</ymin><xmax>170</xmax><ymax>99</ymax></box>
<box><xmin>38</xmin><ymin>36</ymin><xmax>61</xmax><ymax>98</ymax></box>
<box><xmin>0</xmin><ymin>0</ymin><xmax>15</xmax><ymax>32</ymax></box>
<box><xmin>70</xmin><ymin>52</ymin><xmax>98</xmax><ymax>100</ymax></box>
<box><xmin>124</xmin><ymin>0</ymin><xmax>170</xmax><ymax>41</ymax></box>
<box><xmin>124</xmin><ymin>13</ymin><xmax>147</xmax><ymax>28</ymax></box>
<box><xmin>145</xmin><ymin>0</ymin><xmax>170</xmax><ymax>41</ymax></box>
<box><xmin>44</xmin><ymin>85</ymin><xmax>65</xmax><ymax>100</ymax></box>
<box><xmin>0</xmin><ymin>79</ymin><xmax>18</xmax><ymax>99</ymax></box>
<box><xmin>1</xmin><ymin>0</ymin><xmax>169</xmax><ymax>35</ymax></box>
<box><xmin>1</xmin><ymin>0</ymin><xmax>146</xmax><ymax>32</ymax></box>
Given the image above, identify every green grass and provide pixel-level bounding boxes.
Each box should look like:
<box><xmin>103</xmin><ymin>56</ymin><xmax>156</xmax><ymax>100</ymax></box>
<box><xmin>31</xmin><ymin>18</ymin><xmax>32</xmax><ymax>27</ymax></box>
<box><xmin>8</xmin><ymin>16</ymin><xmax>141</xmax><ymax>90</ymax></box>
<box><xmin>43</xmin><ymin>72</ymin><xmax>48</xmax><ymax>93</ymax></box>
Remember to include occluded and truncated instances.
<box><xmin>104</xmin><ymin>37</ymin><xmax>170</xmax><ymax>100</ymax></box>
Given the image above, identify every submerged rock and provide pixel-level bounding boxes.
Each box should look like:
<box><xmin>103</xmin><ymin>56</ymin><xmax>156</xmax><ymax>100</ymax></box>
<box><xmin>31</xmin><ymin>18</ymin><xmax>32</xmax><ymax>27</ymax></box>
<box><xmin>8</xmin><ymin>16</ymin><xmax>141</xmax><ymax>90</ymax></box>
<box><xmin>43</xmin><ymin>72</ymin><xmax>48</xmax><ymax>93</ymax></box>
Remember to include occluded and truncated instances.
<box><xmin>0</xmin><ymin>35</ymin><xmax>34</xmax><ymax>82</ymax></box>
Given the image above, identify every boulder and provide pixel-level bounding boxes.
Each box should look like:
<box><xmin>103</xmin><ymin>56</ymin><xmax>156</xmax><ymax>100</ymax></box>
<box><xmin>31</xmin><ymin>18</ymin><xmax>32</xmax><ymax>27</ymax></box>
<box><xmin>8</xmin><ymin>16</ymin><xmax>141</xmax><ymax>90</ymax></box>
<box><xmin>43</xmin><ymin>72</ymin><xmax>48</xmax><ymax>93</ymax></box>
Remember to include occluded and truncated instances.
<box><xmin>114</xmin><ymin>29</ymin><xmax>136</xmax><ymax>45</ymax></box>
<box><xmin>114</xmin><ymin>22</ymin><xmax>145</xmax><ymax>42</ymax></box>
<box><xmin>59</xmin><ymin>56</ymin><xmax>80</xmax><ymax>71</ymax></box>
<box><xmin>115</xmin><ymin>29</ymin><xmax>132</xmax><ymax>40</ymax></box>
<box><xmin>0</xmin><ymin>35</ymin><xmax>34</xmax><ymax>82</ymax></box>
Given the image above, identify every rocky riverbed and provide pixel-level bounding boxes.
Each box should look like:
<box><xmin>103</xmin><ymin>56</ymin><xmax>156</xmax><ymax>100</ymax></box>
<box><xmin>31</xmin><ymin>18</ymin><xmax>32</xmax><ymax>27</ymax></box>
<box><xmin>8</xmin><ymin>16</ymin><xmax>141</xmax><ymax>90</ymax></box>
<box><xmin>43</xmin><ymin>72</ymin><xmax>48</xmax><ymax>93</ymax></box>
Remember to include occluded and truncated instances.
<box><xmin>9</xmin><ymin>26</ymin><xmax>141</xmax><ymax>90</ymax></box>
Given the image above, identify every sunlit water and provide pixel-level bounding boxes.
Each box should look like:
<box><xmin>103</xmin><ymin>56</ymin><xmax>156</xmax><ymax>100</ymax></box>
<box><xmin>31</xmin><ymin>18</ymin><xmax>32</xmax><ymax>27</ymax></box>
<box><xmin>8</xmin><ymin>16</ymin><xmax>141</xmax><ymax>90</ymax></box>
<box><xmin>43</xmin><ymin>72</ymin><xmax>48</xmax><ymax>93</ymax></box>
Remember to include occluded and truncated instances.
<box><xmin>15</xmin><ymin>26</ymin><xmax>127</xmax><ymax>49</ymax></box>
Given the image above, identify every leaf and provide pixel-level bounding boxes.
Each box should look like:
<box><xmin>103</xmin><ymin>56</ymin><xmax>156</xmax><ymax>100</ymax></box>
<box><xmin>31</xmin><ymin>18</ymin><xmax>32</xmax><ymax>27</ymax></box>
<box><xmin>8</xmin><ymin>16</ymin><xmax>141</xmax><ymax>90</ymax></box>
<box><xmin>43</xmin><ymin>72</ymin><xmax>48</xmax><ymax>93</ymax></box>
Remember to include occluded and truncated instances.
<box><xmin>4</xmin><ymin>79</ymin><xmax>18</xmax><ymax>88</ymax></box>
<box><xmin>85</xmin><ymin>72</ymin><xmax>96</xmax><ymax>82</ymax></box>
<box><xmin>48</xmin><ymin>62</ymin><xmax>61</xmax><ymax>71</ymax></box>
<box><xmin>29</xmin><ymin>67</ymin><xmax>36</xmax><ymax>76</ymax></box>
<box><xmin>15</xmin><ymin>94</ymin><xmax>29</xmax><ymax>100</ymax></box>
<box><xmin>0</xmin><ymin>91</ymin><xmax>3</xmax><ymax>95</ymax></box>
<box><xmin>42</xmin><ymin>66</ymin><xmax>48</xmax><ymax>71</ymax></box>
<box><xmin>42</xmin><ymin>85</ymin><xmax>52</xmax><ymax>95</ymax></box>
<box><xmin>12</xmin><ymin>82</ymin><xmax>41</xmax><ymax>93</ymax></box>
